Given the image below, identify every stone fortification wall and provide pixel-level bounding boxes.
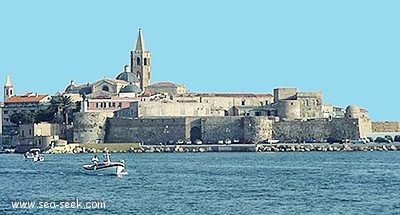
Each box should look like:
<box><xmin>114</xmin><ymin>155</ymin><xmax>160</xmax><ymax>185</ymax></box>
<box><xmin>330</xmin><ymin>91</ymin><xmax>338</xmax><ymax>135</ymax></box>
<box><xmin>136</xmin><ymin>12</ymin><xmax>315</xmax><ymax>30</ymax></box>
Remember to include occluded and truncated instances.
<box><xmin>74</xmin><ymin>112</ymin><xmax>372</xmax><ymax>144</ymax></box>
<box><xmin>243</xmin><ymin>117</ymin><xmax>273</xmax><ymax>143</ymax></box>
<box><xmin>358</xmin><ymin>118</ymin><xmax>372</xmax><ymax>138</ymax></box>
<box><xmin>104</xmin><ymin>116</ymin><xmax>273</xmax><ymax>144</ymax></box>
<box><xmin>372</xmin><ymin>122</ymin><xmax>400</xmax><ymax>132</ymax></box>
<box><xmin>72</xmin><ymin>112</ymin><xmax>114</xmax><ymax>143</ymax></box>
<box><xmin>272</xmin><ymin>118</ymin><xmax>370</xmax><ymax>140</ymax></box>
<box><xmin>201</xmin><ymin>117</ymin><xmax>243</xmax><ymax>143</ymax></box>
<box><xmin>105</xmin><ymin>117</ymin><xmax>188</xmax><ymax>144</ymax></box>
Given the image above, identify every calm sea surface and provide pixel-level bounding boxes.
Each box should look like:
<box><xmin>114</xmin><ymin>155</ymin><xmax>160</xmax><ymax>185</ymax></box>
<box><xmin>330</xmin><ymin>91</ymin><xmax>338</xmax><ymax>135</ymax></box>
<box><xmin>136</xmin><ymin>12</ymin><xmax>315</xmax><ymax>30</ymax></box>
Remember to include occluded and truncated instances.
<box><xmin>1</xmin><ymin>151</ymin><xmax>400</xmax><ymax>215</ymax></box>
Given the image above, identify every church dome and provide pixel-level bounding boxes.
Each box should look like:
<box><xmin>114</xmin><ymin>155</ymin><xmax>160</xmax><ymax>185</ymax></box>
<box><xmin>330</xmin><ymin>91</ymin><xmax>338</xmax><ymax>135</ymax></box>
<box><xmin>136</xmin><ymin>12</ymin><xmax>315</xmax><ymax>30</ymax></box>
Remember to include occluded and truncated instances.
<box><xmin>345</xmin><ymin>105</ymin><xmax>361</xmax><ymax>119</ymax></box>
<box><xmin>120</xmin><ymin>83</ymin><xmax>142</xmax><ymax>94</ymax></box>
<box><xmin>116</xmin><ymin>72</ymin><xmax>139</xmax><ymax>83</ymax></box>
<box><xmin>115</xmin><ymin>64</ymin><xmax>139</xmax><ymax>83</ymax></box>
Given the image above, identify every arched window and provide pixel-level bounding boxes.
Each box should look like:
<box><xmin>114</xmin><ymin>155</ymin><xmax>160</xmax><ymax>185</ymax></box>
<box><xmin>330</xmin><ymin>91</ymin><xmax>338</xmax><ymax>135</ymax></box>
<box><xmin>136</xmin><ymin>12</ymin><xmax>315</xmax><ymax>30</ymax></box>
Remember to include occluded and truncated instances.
<box><xmin>136</xmin><ymin>57</ymin><xmax>141</xmax><ymax>65</ymax></box>
<box><xmin>144</xmin><ymin>58</ymin><xmax>148</xmax><ymax>65</ymax></box>
<box><xmin>102</xmin><ymin>85</ymin><xmax>109</xmax><ymax>92</ymax></box>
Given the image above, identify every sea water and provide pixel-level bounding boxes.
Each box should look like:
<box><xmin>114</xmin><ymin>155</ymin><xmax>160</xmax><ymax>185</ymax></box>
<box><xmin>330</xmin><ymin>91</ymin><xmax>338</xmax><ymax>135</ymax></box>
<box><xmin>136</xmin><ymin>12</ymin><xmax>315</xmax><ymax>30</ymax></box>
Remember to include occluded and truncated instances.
<box><xmin>1</xmin><ymin>151</ymin><xmax>400</xmax><ymax>215</ymax></box>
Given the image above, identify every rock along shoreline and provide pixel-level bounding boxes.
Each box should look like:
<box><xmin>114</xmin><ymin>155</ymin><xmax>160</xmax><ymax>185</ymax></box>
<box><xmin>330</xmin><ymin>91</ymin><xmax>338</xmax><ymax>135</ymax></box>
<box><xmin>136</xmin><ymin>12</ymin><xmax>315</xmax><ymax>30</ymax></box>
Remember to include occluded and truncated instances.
<box><xmin>43</xmin><ymin>142</ymin><xmax>400</xmax><ymax>154</ymax></box>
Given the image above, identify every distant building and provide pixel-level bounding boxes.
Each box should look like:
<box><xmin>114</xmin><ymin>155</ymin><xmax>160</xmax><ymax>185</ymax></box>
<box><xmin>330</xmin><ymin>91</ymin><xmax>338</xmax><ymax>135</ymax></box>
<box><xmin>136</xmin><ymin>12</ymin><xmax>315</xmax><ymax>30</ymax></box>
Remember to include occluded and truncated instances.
<box><xmin>2</xmin><ymin>92</ymin><xmax>51</xmax><ymax>127</ymax></box>
<box><xmin>1</xmin><ymin>75</ymin><xmax>52</xmax><ymax>146</ymax></box>
<box><xmin>146</xmin><ymin>82</ymin><xmax>187</xmax><ymax>95</ymax></box>
<box><xmin>16</xmin><ymin>122</ymin><xmax>60</xmax><ymax>153</ymax></box>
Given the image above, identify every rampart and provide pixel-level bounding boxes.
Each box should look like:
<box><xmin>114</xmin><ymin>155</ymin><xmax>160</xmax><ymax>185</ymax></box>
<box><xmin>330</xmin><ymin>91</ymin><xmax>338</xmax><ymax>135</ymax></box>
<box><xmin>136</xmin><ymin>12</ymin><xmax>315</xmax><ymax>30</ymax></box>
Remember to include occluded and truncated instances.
<box><xmin>72</xmin><ymin>112</ymin><xmax>114</xmax><ymax>143</ymax></box>
<box><xmin>272</xmin><ymin>118</ymin><xmax>371</xmax><ymax>140</ymax></box>
<box><xmin>372</xmin><ymin>122</ymin><xmax>400</xmax><ymax>132</ymax></box>
<box><xmin>105</xmin><ymin>116</ymin><xmax>273</xmax><ymax>144</ymax></box>
<box><xmin>74</xmin><ymin>114</ymin><xmax>371</xmax><ymax>144</ymax></box>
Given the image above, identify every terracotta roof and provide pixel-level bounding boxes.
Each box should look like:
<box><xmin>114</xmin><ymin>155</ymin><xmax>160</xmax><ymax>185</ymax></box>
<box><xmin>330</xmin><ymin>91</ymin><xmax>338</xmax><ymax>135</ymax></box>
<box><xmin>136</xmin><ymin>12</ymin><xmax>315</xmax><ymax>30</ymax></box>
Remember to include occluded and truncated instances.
<box><xmin>5</xmin><ymin>93</ymin><xmax>49</xmax><ymax>103</ymax></box>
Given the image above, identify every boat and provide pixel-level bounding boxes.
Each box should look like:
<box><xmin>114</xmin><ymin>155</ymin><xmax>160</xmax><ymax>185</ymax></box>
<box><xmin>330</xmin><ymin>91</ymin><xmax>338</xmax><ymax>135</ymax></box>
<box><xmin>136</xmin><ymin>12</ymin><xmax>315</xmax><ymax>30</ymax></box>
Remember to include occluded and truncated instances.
<box><xmin>0</xmin><ymin>147</ymin><xmax>15</xmax><ymax>154</ymax></box>
<box><xmin>83</xmin><ymin>151</ymin><xmax>126</xmax><ymax>175</ymax></box>
<box><xmin>24</xmin><ymin>148</ymin><xmax>45</xmax><ymax>162</ymax></box>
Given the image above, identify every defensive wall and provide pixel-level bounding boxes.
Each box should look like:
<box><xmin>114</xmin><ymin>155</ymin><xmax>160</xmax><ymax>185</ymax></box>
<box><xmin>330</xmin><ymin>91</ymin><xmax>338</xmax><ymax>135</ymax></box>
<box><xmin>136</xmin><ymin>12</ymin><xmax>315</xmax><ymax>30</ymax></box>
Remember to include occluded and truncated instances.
<box><xmin>104</xmin><ymin>116</ymin><xmax>273</xmax><ymax>144</ymax></box>
<box><xmin>372</xmin><ymin>121</ymin><xmax>400</xmax><ymax>132</ymax></box>
<box><xmin>272</xmin><ymin>118</ymin><xmax>372</xmax><ymax>140</ymax></box>
<box><xmin>73</xmin><ymin>112</ymin><xmax>372</xmax><ymax>144</ymax></box>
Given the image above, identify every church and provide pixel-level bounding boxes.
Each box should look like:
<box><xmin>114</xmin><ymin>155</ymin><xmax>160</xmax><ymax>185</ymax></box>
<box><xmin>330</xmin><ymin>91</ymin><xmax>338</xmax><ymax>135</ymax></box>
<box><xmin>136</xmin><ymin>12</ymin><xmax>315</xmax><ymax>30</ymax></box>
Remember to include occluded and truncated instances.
<box><xmin>63</xmin><ymin>28</ymin><xmax>186</xmax><ymax>113</ymax></box>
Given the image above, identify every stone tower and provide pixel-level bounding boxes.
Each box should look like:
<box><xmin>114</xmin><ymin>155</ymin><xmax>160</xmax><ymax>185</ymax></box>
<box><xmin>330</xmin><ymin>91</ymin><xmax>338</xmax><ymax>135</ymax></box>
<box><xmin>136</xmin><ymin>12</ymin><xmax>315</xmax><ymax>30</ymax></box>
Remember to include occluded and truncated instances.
<box><xmin>130</xmin><ymin>28</ymin><xmax>151</xmax><ymax>91</ymax></box>
<box><xmin>4</xmin><ymin>74</ymin><xmax>14</xmax><ymax>101</ymax></box>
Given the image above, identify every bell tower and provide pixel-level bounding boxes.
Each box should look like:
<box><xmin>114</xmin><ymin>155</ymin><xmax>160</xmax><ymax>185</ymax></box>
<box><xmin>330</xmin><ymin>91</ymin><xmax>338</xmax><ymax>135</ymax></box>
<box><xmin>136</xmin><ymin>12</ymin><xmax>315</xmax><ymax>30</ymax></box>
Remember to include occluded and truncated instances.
<box><xmin>130</xmin><ymin>28</ymin><xmax>151</xmax><ymax>91</ymax></box>
<box><xmin>4</xmin><ymin>74</ymin><xmax>14</xmax><ymax>101</ymax></box>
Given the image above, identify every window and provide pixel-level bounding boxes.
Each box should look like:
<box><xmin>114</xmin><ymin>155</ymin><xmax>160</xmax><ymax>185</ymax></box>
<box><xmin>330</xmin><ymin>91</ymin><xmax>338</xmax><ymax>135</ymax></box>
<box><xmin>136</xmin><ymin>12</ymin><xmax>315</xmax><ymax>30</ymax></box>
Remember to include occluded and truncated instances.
<box><xmin>242</xmin><ymin>100</ymin><xmax>245</xmax><ymax>106</ymax></box>
<box><xmin>136</xmin><ymin>57</ymin><xmax>141</xmax><ymax>65</ymax></box>
<box><xmin>144</xmin><ymin>58</ymin><xmax>148</xmax><ymax>65</ymax></box>
<box><xmin>102</xmin><ymin>85</ymin><xmax>109</xmax><ymax>92</ymax></box>
<box><xmin>118</xmin><ymin>102</ymin><xmax>122</xmax><ymax>107</ymax></box>
<box><xmin>22</xmin><ymin>130</ymin><xmax>25</xmax><ymax>137</ymax></box>
<box><xmin>29</xmin><ymin>129</ymin><xmax>32</xmax><ymax>135</ymax></box>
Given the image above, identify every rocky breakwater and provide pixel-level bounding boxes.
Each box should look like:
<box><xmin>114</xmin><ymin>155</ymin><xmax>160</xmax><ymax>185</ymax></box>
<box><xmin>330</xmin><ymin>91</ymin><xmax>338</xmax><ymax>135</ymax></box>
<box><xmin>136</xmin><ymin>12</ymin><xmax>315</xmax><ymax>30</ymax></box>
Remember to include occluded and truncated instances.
<box><xmin>256</xmin><ymin>143</ymin><xmax>400</xmax><ymax>152</ymax></box>
<box><xmin>131</xmin><ymin>145</ymin><xmax>214</xmax><ymax>153</ymax></box>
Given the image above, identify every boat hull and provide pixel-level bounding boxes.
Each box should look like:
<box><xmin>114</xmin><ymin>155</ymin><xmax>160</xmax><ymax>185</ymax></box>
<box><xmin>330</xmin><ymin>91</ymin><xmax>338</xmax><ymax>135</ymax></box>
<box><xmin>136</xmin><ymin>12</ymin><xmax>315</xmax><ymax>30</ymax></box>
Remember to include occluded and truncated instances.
<box><xmin>83</xmin><ymin>162</ymin><xmax>125</xmax><ymax>175</ymax></box>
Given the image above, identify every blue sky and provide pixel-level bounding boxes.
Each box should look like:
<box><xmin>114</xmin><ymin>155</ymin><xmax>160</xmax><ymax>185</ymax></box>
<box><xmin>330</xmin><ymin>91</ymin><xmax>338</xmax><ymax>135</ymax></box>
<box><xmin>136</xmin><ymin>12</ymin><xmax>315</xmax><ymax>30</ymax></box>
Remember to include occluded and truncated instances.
<box><xmin>0</xmin><ymin>0</ymin><xmax>399</xmax><ymax>121</ymax></box>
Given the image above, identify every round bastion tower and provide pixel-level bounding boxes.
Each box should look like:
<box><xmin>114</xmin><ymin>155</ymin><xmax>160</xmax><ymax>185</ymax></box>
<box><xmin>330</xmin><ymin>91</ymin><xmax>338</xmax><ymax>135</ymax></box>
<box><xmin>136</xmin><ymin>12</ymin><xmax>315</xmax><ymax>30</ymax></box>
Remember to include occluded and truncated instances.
<box><xmin>277</xmin><ymin>100</ymin><xmax>301</xmax><ymax>120</ymax></box>
<box><xmin>345</xmin><ymin>105</ymin><xmax>361</xmax><ymax>119</ymax></box>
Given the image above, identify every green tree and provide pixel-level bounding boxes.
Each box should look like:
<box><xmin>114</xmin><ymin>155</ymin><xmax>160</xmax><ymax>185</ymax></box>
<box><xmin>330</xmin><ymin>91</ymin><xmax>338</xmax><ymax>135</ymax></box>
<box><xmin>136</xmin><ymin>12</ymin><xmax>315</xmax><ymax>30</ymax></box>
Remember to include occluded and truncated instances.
<box><xmin>48</xmin><ymin>95</ymin><xmax>76</xmax><ymax>124</ymax></box>
<box><xmin>35</xmin><ymin>108</ymin><xmax>55</xmax><ymax>123</ymax></box>
<box><xmin>9</xmin><ymin>111</ymin><xmax>35</xmax><ymax>125</ymax></box>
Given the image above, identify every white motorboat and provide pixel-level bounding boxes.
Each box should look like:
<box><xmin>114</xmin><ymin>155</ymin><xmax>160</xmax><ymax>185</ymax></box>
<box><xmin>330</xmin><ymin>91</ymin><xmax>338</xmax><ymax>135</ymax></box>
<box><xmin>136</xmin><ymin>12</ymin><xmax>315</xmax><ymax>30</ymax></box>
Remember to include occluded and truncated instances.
<box><xmin>24</xmin><ymin>148</ymin><xmax>45</xmax><ymax>162</ymax></box>
<box><xmin>0</xmin><ymin>147</ymin><xmax>15</xmax><ymax>154</ymax></box>
<box><xmin>83</xmin><ymin>152</ymin><xmax>126</xmax><ymax>175</ymax></box>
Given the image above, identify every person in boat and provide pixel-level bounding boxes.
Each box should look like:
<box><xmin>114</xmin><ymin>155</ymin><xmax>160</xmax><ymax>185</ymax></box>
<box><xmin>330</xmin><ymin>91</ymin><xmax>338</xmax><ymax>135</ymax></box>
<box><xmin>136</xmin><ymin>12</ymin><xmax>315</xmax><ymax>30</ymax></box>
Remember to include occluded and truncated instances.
<box><xmin>91</xmin><ymin>154</ymin><xmax>99</xmax><ymax>170</ymax></box>
<box><xmin>24</xmin><ymin>151</ymin><xmax>29</xmax><ymax>159</ymax></box>
<box><xmin>33</xmin><ymin>150</ymin><xmax>39</xmax><ymax>158</ymax></box>
<box><xmin>92</xmin><ymin>155</ymin><xmax>99</xmax><ymax>164</ymax></box>
<box><xmin>103</xmin><ymin>152</ymin><xmax>111</xmax><ymax>163</ymax></box>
